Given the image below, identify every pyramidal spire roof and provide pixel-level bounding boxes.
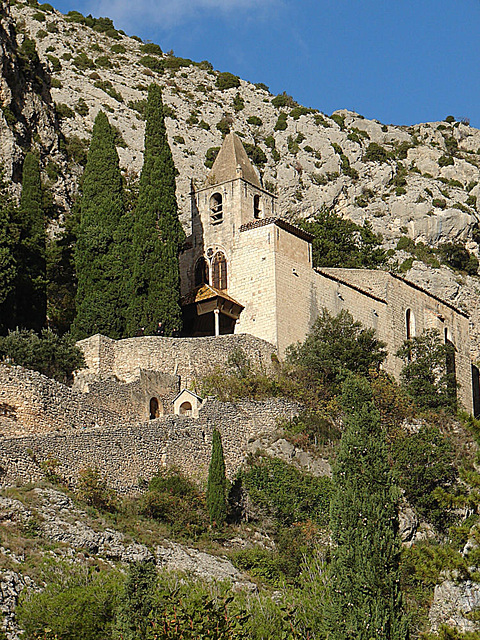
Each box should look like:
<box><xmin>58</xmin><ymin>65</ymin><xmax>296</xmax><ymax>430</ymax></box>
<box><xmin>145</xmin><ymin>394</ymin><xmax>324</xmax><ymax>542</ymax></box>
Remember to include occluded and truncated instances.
<box><xmin>205</xmin><ymin>132</ymin><xmax>261</xmax><ymax>188</ymax></box>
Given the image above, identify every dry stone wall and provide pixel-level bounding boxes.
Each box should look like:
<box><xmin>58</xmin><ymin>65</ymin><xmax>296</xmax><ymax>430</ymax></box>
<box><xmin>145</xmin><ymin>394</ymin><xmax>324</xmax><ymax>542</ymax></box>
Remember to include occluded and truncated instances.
<box><xmin>0</xmin><ymin>397</ymin><xmax>300</xmax><ymax>491</ymax></box>
<box><xmin>77</xmin><ymin>334</ymin><xmax>277</xmax><ymax>388</ymax></box>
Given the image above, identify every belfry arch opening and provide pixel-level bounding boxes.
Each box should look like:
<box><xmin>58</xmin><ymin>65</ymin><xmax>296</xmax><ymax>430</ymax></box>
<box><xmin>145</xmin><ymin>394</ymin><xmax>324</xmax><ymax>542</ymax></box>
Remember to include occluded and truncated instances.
<box><xmin>210</xmin><ymin>193</ymin><xmax>223</xmax><ymax>224</ymax></box>
<box><xmin>212</xmin><ymin>252</ymin><xmax>227</xmax><ymax>290</ymax></box>
<box><xmin>195</xmin><ymin>257</ymin><xmax>209</xmax><ymax>287</ymax></box>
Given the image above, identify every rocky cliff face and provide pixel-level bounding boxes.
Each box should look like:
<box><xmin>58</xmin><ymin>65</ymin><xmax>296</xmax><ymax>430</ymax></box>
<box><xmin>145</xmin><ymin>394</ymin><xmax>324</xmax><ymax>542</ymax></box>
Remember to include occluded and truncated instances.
<box><xmin>3</xmin><ymin>1</ymin><xmax>480</xmax><ymax>349</ymax></box>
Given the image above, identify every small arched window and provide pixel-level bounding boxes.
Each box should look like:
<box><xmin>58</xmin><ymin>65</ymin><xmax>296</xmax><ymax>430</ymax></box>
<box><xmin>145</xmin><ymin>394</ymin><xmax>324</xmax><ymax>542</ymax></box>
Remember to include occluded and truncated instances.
<box><xmin>406</xmin><ymin>309</ymin><xmax>416</xmax><ymax>340</ymax></box>
<box><xmin>149</xmin><ymin>397</ymin><xmax>160</xmax><ymax>420</ymax></box>
<box><xmin>253</xmin><ymin>194</ymin><xmax>261</xmax><ymax>219</ymax></box>
<box><xmin>179</xmin><ymin>401</ymin><xmax>192</xmax><ymax>416</ymax></box>
<box><xmin>195</xmin><ymin>257</ymin><xmax>209</xmax><ymax>287</ymax></box>
<box><xmin>210</xmin><ymin>193</ymin><xmax>223</xmax><ymax>224</ymax></box>
<box><xmin>212</xmin><ymin>252</ymin><xmax>227</xmax><ymax>290</ymax></box>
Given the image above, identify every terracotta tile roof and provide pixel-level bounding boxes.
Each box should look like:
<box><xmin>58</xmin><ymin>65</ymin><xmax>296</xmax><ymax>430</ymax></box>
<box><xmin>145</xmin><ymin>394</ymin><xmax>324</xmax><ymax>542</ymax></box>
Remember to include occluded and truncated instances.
<box><xmin>181</xmin><ymin>284</ymin><xmax>244</xmax><ymax>308</ymax></box>
<box><xmin>239</xmin><ymin>217</ymin><xmax>314</xmax><ymax>242</ymax></box>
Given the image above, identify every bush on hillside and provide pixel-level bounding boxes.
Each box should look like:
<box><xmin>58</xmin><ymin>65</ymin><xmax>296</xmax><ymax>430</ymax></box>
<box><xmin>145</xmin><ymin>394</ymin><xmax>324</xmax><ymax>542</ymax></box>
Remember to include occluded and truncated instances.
<box><xmin>0</xmin><ymin>329</ymin><xmax>85</xmax><ymax>384</ymax></box>
<box><xmin>215</xmin><ymin>72</ymin><xmax>240</xmax><ymax>90</ymax></box>
<box><xmin>287</xmin><ymin>308</ymin><xmax>387</xmax><ymax>388</ymax></box>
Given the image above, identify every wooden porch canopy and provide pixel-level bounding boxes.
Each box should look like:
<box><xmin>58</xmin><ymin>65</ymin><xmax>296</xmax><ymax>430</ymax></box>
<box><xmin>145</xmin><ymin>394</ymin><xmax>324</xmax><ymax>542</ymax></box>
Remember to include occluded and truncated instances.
<box><xmin>181</xmin><ymin>284</ymin><xmax>244</xmax><ymax>336</ymax></box>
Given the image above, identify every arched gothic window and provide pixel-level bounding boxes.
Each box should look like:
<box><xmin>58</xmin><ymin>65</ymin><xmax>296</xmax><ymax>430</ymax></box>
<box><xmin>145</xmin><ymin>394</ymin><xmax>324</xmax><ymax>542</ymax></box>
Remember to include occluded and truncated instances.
<box><xmin>210</xmin><ymin>193</ymin><xmax>223</xmax><ymax>224</ymax></box>
<box><xmin>195</xmin><ymin>257</ymin><xmax>209</xmax><ymax>287</ymax></box>
<box><xmin>212</xmin><ymin>252</ymin><xmax>227</xmax><ymax>290</ymax></box>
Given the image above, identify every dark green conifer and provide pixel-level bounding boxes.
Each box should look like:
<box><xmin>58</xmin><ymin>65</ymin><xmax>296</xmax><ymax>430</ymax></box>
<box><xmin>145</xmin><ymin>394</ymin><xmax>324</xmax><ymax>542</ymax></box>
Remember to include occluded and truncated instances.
<box><xmin>325</xmin><ymin>376</ymin><xmax>409</xmax><ymax>640</ymax></box>
<box><xmin>206</xmin><ymin>428</ymin><xmax>228</xmax><ymax>526</ymax></box>
<box><xmin>128</xmin><ymin>83</ymin><xmax>184</xmax><ymax>336</ymax></box>
<box><xmin>0</xmin><ymin>169</ymin><xmax>19</xmax><ymax>334</ymax></box>
<box><xmin>72</xmin><ymin>111</ymin><xmax>127</xmax><ymax>339</ymax></box>
<box><xmin>15</xmin><ymin>151</ymin><xmax>46</xmax><ymax>331</ymax></box>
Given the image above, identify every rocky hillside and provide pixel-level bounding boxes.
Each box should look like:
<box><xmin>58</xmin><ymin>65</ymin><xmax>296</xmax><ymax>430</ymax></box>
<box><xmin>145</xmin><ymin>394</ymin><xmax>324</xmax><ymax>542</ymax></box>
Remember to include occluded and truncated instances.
<box><xmin>4</xmin><ymin>0</ymin><xmax>480</xmax><ymax>355</ymax></box>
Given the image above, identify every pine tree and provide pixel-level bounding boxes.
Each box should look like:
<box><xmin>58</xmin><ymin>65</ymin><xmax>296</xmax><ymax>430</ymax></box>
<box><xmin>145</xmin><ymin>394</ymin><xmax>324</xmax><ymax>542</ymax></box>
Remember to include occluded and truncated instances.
<box><xmin>325</xmin><ymin>376</ymin><xmax>409</xmax><ymax>640</ymax></box>
<box><xmin>128</xmin><ymin>83</ymin><xmax>185</xmax><ymax>336</ymax></box>
<box><xmin>72</xmin><ymin>111</ymin><xmax>128</xmax><ymax>340</ymax></box>
<box><xmin>206</xmin><ymin>428</ymin><xmax>228</xmax><ymax>526</ymax></box>
<box><xmin>15</xmin><ymin>151</ymin><xmax>46</xmax><ymax>331</ymax></box>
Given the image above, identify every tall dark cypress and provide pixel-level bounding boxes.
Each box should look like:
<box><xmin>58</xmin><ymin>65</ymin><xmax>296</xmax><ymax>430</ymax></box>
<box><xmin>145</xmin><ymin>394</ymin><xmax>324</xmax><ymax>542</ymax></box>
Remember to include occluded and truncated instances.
<box><xmin>72</xmin><ymin>111</ymin><xmax>127</xmax><ymax>339</ymax></box>
<box><xmin>0</xmin><ymin>170</ymin><xmax>19</xmax><ymax>335</ymax></box>
<box><xmin>206</xmin><ymin>428</ymin><xmax>228</xmax><ymax>526</ymax></box>
<box><xmin>325</xmin><ymin>376</ymin><xmax>409</xmax><ymax>640</ymax></box>
<box><xmin>15</xmin><ymin>151</ymin><xmax>46</xmax><ymax>332</ymax></box>
<box><xmin>128</xmin><ymin>83</ymin><xmax>184</xmax><ymax>336</ymax></box>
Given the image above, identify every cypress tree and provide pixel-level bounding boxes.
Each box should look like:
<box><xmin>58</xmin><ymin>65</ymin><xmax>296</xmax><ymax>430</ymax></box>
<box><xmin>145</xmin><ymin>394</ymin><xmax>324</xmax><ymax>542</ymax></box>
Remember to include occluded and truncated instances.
<box><xmin>15</xmin><ymin>151</ymin><xmax>46</xmax><ymax>331</ymax></box>
<box><xmin>72</xmin><ymin>110</ymin><xmax>128</xmax><ymax>340</ymax></box>
<box><xmin>0</xmin><ymin>169</ymin><xmax>19</xmax><ymax>334</ymax></box>
<box><xmin>206</xmin><ymin>428</ymin><xmax>228</xmax><ymax>526</ymax></box>
<box><xmin>128</xmin><ymin>83</ymin><xmax>184</xmax><ymax>336</ymax></box>
<box><xmin>325</xmin><ymin>376</ymin><xmax>409</xmax><ymax>640</ymax></box>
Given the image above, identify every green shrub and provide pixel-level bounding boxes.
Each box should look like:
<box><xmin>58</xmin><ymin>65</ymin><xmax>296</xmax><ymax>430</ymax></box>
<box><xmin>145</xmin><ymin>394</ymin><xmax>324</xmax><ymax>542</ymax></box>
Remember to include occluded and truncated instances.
<box><xmin>216</xmin><ymin>117</ymin><xmax>231</xmax><ymax>136</ymax></box>
<box><xmin>274</xmin><ymin>112</ymin><xmax>288</xmax><ymax>131</ymax></box>
<box><xmin>16</xmin><ymin>562</ymin><xmax>122</xmax><ymax>640</ymax></box>
<box><xmin>330</xmin><ymin>113</ymin><xmax>345</xmax><ymax>129</ymax></box>
<box><xmin>55</xmin><ymin>102</ymin><xmax>75</xmax><ymax>119</ymax></box>
<box><xmin>396</xmin><ymin>235</ymin><xmax>416</xmax><ymax>252</ymax></box>
<box><xmin>241</xmin><ymin>456</ymin><xmax>332</xmax><ymax>526</ymax></box>
<box><xmin>164</xmin><ymin>56</ymin><xmax>194</xmax><ymax>70</ymax></box>
<box><xmin>255</xmin><ymin>82</ymin><xmax>269</xmax><ymax>91</ymax></box>
<box><xmin>243</xmin><ymin>143</ymin><xmax>267</xmax><ymax>167</ymax></box>
<box><xmin>128</xmin><ymin>99</ymin><xmax>147</xmax><ymax>119</ymax></box>
<box><xmin>287</xmin><ymin>308</ymin><xmax>387</xmax><ymax>388</ymax></box>
<box><xmin>140</xmin><ymin>42</ymin><xmax>163</xmax><ymax>55</ymax></box>
<box><xmin>232</xmin><ymin>92</ymin><xmax>245</xmax><ymax>112</ymax></box>
<box><xmin>46</xmin><ymin>53</ymin><xmax>61</xmax><ymax>72</ymax></box>
<box><xmin>199</xmin><ymin>120</ymin><xmax>210</xmax><ymax>130</ymax></box>
<box><xmin>111</xmin><ymin>43</ymin><xmax>126</xmax><ymax>54</ymax></box>
<box><xmin>438</xmin><ymin>154</ymin><xmax>454</xmax><ymax>167</ymax></box>
<box><xmin>32</xmin><ymin>10</ymin><xmax>45</xmax><ymax>21</ymax></box>
<box><xmin>247</xmin><ymin>115</ymin><xmax>263</xmax><ymax>126</ymax></box>
<box><xmin>139</xmin><ymin>55</ymin><xmax>164</xmax><ymax>72</ymax></box>
<box><xmin>290</xmin><ymin>106</ymin><xmax>316</xmax><ymax>119</ymax></box>
<box><xmin>365</xmin><ymin>142</ymin><xmax>389</xmax><ymax>162</ymax></box>
<box><xmin>94</xmin><ymin>80</ymin><xmax>123</xmax><ymax>102</ymax></box>
<box><xmin>75</xmin><ymin>97</ymin><xmax>89</xmax><ymax>116</ymax></box>
<box><xmin>391</xmin><ymin>425</ymin><xmax>457</xmax><ymax>529</ymax></box>
<box><xmin>271</xmin><ymin>91</ymin><xmax>296</xmax><ymax>108</ymax></box>
<box><xmin>76</xmin><ymin>466</ymin><xmax>116</xmax><ymax>511</ymax></box>
<box><xmin>445</xmin><ymin>115</ymin><xmax>455</xmax><ymax>123</ymax></box>
<box><xmin>50</xmin><ymin>77</ymin><xmax>61</xmax><ymax>88</ymax></box>
<box><xmin>0</xmin><ymin>329</ymin><xmax>84</xmax><ymax>383</ymax></box>
<box><xmin>205</xmin><ymin>146</ymin><xmax>220</xmax><ymax>168</ymax></box>
<box><xmin>65</xmin><ymin>135</ymin><xmax>88</xmax><ymax>166</ymax></box>
<box><xmin>216</xmin><ymin>71</ymin><xmax>240</xmax><ymax>90</ymax></box>
<box><xmin>73</xmin><ymin>53</ymin><xmax>95</xmax><ymax>70</ymax></box>
<box><xmin>439</xmin><ymin>242</ymin><xmax>479</xmax><ymax>275</ymax></box>
<box><xmin>432</xmin><ymin>198</ymin><xmax>447</xmax><ymax>209</ymax></box>
<box><xmin>397</xmin><ymin>329</ymin><xmax>458</xmax><ymax>412</ymax></box>
<box><xmin>95</xmin><ymin>55</ymin><xmax>113</xmax><ymax>69</ymax></box>
<box><xmin>36</xmin><ymin>28</ymin><xmax>47</xmax><ymax>38</ymax></box>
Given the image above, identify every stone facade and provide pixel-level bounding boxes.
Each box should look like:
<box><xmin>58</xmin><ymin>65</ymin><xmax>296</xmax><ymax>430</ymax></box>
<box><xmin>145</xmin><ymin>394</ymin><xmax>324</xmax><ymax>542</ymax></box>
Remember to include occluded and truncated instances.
<box><xmin>0</xmin><ymin>362</ymin><xmax>299</xmax><ymax>490</ymax></box>
<box><xmin>177</xmin><ymin>132</ymin><xmax>477</xmax><ymax>413</ymax></box>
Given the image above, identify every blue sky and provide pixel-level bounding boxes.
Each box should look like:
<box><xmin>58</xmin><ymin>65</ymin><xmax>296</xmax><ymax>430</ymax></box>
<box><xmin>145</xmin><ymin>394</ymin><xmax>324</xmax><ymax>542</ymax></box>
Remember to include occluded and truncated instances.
<box><xmin>49</xmin><ymin>0</ymin><xmax>480</xmax><ymax>128</ymax></box>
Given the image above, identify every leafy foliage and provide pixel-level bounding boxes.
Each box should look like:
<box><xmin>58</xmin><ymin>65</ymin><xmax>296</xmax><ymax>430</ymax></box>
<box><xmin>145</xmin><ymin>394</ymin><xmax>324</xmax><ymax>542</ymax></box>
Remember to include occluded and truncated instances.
<box><xmin>215</xmin><ymin>72</ymin><xmax>240</xmax><ymax>90</ymax></box>
<box><xmin>0</xmin><ymin>328</ymin><xmax>85</xmax><ymax>383</ymax></box>
<box><xmin>397</xmin><ymin>329</ymin><xmax>458</xmax><ymax>412</ymax></box>
<box><xmin>241</xmin><ymin>455</ymin><xmax>332</xmax><ymax>526</ymax></box>
<box><xmin>391</xmin><ymin>425</ymin><xmax>457</xmax><ymax>529</ymax></box>
<box><xmin>76</xmin><ymin>466</ymin><xmax>116</xmax><ymax>511</ymax></box>
<box><xmin>206</xmin><ymin>429</ymin><xmax>228</xmax><ymax>526</ymax></box>
<box><xmin>324</xmin><ymin>376</ymin><xmax>409</xmax><ymax>640</ymax></box>
<box><xmin>72</xmin><ymin>111</ymin><xmax>130</xmax><ymax>340</ymax></box>
<box><xmin>128</xmin><ymin>84</ymin><xmax>185</xmax><ymax>336</ymax></box>
<box><xmin>296</xmin><ymin>207</ymin><xmax>386</xmax><ymax>268</ymax></box>
<box><xmin>287</xmin><ymin>308</ymin><xmax>387</xmax><ymax>388</ymax></box>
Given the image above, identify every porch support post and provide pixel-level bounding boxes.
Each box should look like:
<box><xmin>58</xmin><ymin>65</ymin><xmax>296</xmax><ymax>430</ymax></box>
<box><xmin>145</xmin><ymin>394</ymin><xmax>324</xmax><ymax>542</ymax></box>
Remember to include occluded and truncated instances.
<box><xmin>214</xmin><ymin>308</ymin><xmax>220</xmax><ymax>336</ymax></box>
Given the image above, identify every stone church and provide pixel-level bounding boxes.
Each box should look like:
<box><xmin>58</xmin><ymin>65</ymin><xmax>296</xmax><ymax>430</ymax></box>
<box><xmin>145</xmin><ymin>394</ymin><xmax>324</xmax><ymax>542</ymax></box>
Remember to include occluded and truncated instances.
<box><xmin>179</xmin><ymin>132</ymin><xmax>478</xmax><ymax>414</ymax></box>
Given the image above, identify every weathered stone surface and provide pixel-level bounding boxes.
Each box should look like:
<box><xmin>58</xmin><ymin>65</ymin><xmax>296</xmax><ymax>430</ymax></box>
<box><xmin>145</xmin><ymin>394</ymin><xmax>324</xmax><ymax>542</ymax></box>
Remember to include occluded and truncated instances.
<box><xmin>429</xmin><ymin>579</ymin><xmax>480</xmax><ymax>633</ymax></box>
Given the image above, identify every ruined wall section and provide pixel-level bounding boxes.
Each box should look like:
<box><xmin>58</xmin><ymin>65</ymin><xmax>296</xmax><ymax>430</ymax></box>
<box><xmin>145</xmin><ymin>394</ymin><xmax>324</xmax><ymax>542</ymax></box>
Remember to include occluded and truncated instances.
<box><xmin>0</xmin><ymin>398</ymin><xmax>301</xmax><ymax>491</ymax></box>
<box><xmin>0</xmin><ymin>364</ymin><xmax>136</xmax><ymax>438</ymax></box>
<box><xmin>77</xmin><ymin>334</ymin><xmax>277</xmax><ymax>389</ymax></box>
